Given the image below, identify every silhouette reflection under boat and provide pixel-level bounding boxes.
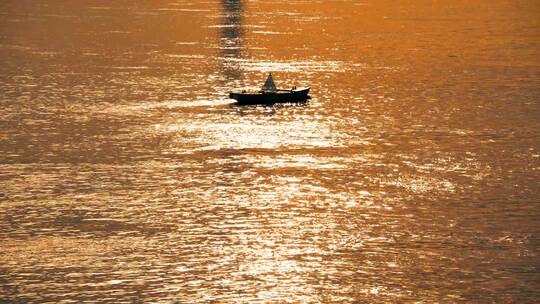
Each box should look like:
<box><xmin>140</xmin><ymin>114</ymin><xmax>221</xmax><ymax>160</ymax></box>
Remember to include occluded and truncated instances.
<box><xmin>229</xmin><ymin>73</ymin><xmax>310</xmax><ymax>105</ymax></box>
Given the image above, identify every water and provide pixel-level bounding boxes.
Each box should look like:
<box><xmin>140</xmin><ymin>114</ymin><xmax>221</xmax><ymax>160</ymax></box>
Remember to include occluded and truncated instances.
<box><xmin>1</xmin><ymin>1</ymin><xmax>539</xmax><ymax>302</ymax></box>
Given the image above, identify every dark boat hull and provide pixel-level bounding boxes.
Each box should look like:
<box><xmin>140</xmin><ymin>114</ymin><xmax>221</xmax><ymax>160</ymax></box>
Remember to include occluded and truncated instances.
<box><xmin>229</xmin><ymin>88</ymin><xmax>310</xmax><ymax>105</ymax></box>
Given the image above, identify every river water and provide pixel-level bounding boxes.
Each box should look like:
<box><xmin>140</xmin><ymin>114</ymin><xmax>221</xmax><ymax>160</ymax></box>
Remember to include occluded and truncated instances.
<box><xmin>1</xmin><ymin>1</ymin><xmax>539</xmax><ymax>302</ymax></box>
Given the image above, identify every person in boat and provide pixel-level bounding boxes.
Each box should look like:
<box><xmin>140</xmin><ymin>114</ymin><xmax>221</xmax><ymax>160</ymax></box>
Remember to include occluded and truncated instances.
<box><xmin>261</xmin><ymin>73</ymin><xmax>277</xmax><ymax>93</ymax></box>
<box><xmin>229</xmin><ymin>73</ymin><xmax>310</xmax><ymax>104</ymax></box>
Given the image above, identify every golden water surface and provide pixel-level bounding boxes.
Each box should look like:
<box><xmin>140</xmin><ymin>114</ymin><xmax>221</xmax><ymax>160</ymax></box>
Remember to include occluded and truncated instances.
<box><xmin>1</xmin><ymin>0</ymin><xmax>539</xmax><ymax>302</ymax></box>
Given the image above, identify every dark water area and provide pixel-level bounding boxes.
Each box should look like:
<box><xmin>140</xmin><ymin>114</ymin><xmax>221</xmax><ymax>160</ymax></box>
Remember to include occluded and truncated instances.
<box><xmin>1</xmin><ymin>0</ymin><xmax>539</xmax><ymax>302</ymax></box>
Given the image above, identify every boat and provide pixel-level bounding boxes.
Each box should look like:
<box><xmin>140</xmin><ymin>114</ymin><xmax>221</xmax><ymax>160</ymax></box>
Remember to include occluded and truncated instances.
<box><xmin>229</xmin><ymin>73</ymin><xmax>310</xmax><ymax>105</ymax></box>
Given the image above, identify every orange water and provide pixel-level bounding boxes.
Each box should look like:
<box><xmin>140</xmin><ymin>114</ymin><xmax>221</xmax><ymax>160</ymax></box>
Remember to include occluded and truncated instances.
<box><xmin>1</xmin><ymin>1</ymin><xmax>539</xmax><ymax>302</ymax></box>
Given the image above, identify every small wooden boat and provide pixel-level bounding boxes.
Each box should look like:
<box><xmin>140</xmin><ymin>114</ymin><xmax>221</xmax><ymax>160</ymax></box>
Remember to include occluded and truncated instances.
<box><xmin>229</xmin><ymin>73</ymin><xmax>310</xmax><ymax>105</ymax></box>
